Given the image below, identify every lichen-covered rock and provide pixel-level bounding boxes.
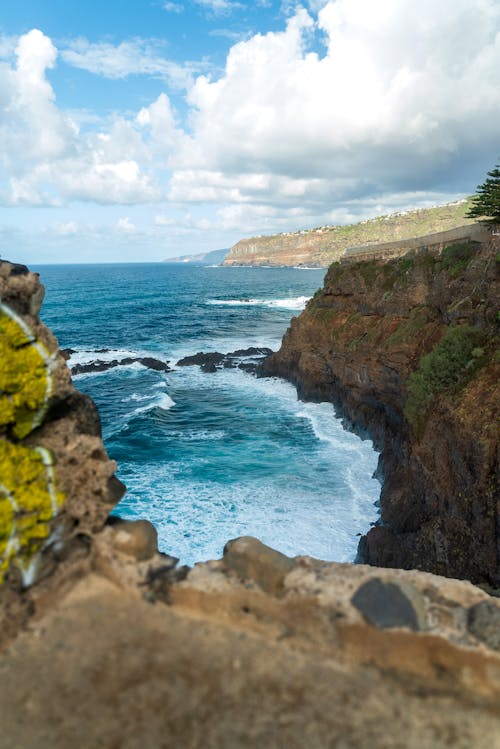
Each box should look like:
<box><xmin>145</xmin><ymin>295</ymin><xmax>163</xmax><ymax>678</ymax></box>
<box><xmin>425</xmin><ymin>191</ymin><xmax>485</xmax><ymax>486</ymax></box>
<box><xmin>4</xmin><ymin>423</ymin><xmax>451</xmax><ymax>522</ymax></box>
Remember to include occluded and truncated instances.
<box><xmin>0</xmin><ymin>260</ymin><xmax>125</xmax><ymax>642</ymax></box>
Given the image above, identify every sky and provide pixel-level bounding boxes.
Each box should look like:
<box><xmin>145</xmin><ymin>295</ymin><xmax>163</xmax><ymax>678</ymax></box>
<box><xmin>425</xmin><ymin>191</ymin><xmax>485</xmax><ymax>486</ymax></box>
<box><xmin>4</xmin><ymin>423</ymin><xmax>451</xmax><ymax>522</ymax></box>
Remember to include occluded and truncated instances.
<box><xmin>0</xmin><ymin>0</ymin><xmax>499</xmax><ymax>264</ymax></box>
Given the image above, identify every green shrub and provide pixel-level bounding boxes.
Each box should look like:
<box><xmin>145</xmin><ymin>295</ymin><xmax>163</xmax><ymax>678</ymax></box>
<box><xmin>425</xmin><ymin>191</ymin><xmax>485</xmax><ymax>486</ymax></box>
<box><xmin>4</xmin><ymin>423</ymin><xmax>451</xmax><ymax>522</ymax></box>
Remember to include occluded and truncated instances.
<box><xmin>439</xmin><ymin>242</ymin><xmax>476</xmax><ymax>277</ymax></box>
<box><xmin>404</xmin><ymin>325</ymin><xmax>486</xmax><ymax>433</ymax></box>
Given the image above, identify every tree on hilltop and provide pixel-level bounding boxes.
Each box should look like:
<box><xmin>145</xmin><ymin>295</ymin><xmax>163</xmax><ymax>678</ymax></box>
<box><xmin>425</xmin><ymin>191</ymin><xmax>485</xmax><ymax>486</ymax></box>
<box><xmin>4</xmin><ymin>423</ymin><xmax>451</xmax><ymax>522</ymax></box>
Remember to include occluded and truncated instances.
<box><xmin>466</xmin><ymin>162</ymin><xmax>500</xmax><ymax>227</ymax></box>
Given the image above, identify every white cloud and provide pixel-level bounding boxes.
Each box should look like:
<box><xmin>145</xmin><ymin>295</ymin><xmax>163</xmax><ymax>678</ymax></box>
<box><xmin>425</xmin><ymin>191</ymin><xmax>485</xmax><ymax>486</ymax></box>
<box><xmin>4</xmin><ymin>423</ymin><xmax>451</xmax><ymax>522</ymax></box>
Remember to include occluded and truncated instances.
<box><xmin>163</xmin><ymin>2</ymin><xmax>183</xmax><ymax>12</ymax></box>
<box><xmin>54</xmin><ymin>221</ymin><xmax>79</xmax><ymax>235</ymax></box>
<box><xmin>194</xmin><ymin>0</ymin><xmax>242</xmax><ymax>15</ymax></box>
<box><xmin>61</xmin><ymin>38</ymin><xmax>197</xmax><ymax>89</ymax></box>
<box><xmin>0</xmin><ymin>31</ymin><xmax>180</xmax><ymax>207</ymax></box>
<box><xmin>2</xmin><ymin>5</ymin><xmax>500</xmax><ymax>253</ymax></box>
<box><xmin>116</xmin><ymin>216</ymin><xmax>137</xmax><ymax>233</ymax></box>
<box><xmin>173</xmin><ymin>0</ymin><xmax>500</xmax><ymax>207</ymax></box>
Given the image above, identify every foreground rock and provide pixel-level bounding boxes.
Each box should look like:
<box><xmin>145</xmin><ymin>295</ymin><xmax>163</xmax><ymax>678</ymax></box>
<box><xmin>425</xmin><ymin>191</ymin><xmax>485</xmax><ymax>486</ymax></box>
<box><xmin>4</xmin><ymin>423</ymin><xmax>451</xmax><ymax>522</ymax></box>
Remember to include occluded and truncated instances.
<box><xmin>264</xmin><ymin>231</ymin><xmax>500</xmax><ymax>584</ymax></box>
<box><xmin>2</xmin><ymin>548</ymin><xmax>500</xmax><ymax>749</ymax></box>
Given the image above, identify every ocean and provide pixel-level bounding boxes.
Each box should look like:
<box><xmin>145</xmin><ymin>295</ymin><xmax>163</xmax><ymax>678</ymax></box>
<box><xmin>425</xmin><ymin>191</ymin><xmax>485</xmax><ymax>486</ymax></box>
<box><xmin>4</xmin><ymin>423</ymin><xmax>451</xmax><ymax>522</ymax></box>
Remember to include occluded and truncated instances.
<box><xmin>35</xmin><ymin>262</ymin><xmax>380</xmax><ymax>565</ymax></box>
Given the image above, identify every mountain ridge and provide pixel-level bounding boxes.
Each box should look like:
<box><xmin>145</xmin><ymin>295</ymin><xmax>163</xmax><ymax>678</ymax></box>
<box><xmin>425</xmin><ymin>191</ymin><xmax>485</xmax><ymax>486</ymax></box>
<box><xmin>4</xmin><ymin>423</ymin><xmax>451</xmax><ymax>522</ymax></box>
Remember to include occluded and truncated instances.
<box><xmin>224</xmin><ymin>200</ymin><xmax>475</xmax><ymax>267</ymax></box>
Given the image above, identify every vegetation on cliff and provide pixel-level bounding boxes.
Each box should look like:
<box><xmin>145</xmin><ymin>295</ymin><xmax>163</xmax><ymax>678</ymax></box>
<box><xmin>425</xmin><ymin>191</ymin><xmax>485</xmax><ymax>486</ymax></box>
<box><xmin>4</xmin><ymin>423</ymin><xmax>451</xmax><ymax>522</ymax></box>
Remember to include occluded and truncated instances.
<box><xmin>224</xmin><ymin>200</ymin><xmax>476</xmax><ymax>267</ymax></box>
<box><xmin>466</xmin><ymin>161</ymin><xmax>500</xmax><ymax>226</ymax></box>
<box><xmin>265</xmin><ymin>233</ymin><xmax>499</xmax><ymax>583</ymax></box>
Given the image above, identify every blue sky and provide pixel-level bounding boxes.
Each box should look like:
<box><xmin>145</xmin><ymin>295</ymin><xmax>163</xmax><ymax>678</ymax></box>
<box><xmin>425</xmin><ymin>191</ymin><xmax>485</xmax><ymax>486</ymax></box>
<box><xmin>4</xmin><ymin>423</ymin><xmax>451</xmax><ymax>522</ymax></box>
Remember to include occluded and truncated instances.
<box><xmin>1</xmin><ymin>0</ymin><xmax>499</xmax><ymax>264</ymax></box>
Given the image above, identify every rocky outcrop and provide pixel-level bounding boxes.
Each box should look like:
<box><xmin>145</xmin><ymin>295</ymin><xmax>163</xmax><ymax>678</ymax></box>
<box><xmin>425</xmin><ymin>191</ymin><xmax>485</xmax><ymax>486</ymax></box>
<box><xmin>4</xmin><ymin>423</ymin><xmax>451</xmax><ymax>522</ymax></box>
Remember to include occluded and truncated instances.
<box><xmin>223</xmin><ymin>201</ymin><xmax>476</xmax><ymax>267</ymax></box>
<box><xmin>264</xmin><ymin>234</ymin><xmax>500</xmax><ymax>584</ymax></box>
<box><xmin>2</xmin><ymin>256</ymin><xmax>500</xmax><ymax>747</ymax></box>
<box><xmin>177</xmin><ymin>346</ymin><xmax>274</xmax><ymax>373</ymax></box>
<box><xmin>3</xmin><ymin>540</ymin><xmax>500</xmax><ymax>748</ymax></box>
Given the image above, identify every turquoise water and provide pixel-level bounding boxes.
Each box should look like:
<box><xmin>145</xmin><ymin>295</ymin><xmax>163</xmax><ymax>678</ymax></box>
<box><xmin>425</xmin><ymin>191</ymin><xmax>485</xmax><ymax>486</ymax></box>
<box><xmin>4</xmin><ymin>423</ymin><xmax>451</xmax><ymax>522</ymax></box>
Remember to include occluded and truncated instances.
<box><xmin>36</xmin><ymin>263</ymin><xmax>380</xmax><ymax>564</ymax></box>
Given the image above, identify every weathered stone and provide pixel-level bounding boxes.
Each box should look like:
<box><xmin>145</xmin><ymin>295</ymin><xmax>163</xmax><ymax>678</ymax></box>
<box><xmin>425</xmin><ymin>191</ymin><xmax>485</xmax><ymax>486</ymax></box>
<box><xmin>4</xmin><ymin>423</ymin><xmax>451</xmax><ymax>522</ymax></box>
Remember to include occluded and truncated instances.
<box><xmin>222</xmin><ymin>536</ymin><xmax>295</xmax><ymax>595</ymax></box>
<box><xmin>467</xmin><ymin>600</ymin><xmax>500</xmax><ymax>650</ymax></box>
<box><xmin>351</xmin><ymin>577</ymin><xmax>426</xmax><ymax>631</ymax></box>
<box><xmin>108</xmin><ymin>518</ymin><xmax>158</xmax><ymax>561</ymax></box>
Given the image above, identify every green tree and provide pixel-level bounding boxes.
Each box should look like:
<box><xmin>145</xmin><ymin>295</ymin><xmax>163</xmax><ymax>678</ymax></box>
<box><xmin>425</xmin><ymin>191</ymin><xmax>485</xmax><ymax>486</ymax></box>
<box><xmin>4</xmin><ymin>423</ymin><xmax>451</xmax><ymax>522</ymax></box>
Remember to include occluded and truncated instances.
<box><xmin>466</xmin><ymin>162</ymin><xmax>500</xmax><ymax>226</ymax></box>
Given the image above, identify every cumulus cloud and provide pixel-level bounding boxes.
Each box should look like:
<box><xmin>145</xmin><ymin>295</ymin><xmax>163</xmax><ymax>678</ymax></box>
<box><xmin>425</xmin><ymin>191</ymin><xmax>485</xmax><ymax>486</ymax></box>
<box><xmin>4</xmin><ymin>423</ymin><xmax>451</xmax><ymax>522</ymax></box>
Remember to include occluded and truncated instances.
<box><xmin>174</xmin><ymin>0</ymin><xmax>500</xmax><ymax>210</ymax></box>
<box><xmin>2</xmin><ymin>4</ymin><xmax>500</xmax><ymax>245</ymax></box>
<box><xmin>0</xmin><ymin>30</ymin><xmax>181</xmax><ymax>206</ymax></box>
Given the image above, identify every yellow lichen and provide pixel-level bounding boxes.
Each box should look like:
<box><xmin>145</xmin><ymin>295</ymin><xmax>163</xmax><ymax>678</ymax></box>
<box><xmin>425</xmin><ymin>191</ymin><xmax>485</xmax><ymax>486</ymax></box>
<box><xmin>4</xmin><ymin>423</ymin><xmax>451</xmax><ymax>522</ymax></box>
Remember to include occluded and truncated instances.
<box><xmin>0</xmin><ymin>302</ymin><xmax>65</xmax><ymax>584</ymax></box>
<box><xmin>0</xmin><ymin>305</ymin><xmax>52</xmax><ymax>438</ymax></box>
<box><xmin>0</xmin><ymin>441</ymin><xmax>64</xmax><ymax>581</ymax></box>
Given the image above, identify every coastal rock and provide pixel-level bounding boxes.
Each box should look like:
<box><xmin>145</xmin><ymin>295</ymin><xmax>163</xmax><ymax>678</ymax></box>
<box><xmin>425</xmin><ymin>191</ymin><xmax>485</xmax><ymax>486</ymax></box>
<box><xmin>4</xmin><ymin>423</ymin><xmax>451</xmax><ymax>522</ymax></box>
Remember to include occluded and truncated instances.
<box><xmin>223</xmin><ymin>203</ymin><xmax>477</xmax><ymax>267</ymax></box>
<box><xmin>70</xmin><ymin>355</ymin><xmax>170</xmax><ymax>375</ymax></box>
<box><xmin>264</xmin><ymin>232</ymin><xmax>500</xmax><ymax>584</ymax></box>
<box><xmin>107</xmin><ymin>517</ymin><xmax>159</xmax><ymax>561</ymax></box>
<box><xmin>0</xmin><ymin>259</ymin><xmax>125</xmax><ymax>644</ymax></box>
<box><xmin>467</xmin><ymin>600</ymin><xmax>500</xmax><ymax>651</ymax></box>
<box><xmin>222</xmin><ymin>536</ymin><xmax>295</xmax><ymax>595</ymax></box>
<box><xmin>176</xmin><ymin>347</ymin><xmax>273</xmax><ymax>373</ymax></box>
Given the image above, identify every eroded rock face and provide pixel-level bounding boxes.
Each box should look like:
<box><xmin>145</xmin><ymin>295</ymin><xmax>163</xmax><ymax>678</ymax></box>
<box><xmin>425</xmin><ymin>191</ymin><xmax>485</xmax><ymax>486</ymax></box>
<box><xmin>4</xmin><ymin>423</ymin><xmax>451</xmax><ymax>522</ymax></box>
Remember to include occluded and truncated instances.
<box><xmin>264</xmin><ymin>235</ymin><xmax>500</xmax><ymax>584</ymax></box>
<box><xmin>0</xmin><ymin>261</ymin><xmax>128</xmax><ymax>641</ymax></box>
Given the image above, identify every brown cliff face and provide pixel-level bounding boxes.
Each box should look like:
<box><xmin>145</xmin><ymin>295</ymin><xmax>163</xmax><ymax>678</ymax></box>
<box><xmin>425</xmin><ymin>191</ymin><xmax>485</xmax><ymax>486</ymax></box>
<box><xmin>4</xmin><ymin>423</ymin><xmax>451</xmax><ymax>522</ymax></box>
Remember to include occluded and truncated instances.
<box><xmin>264</xmin><ymin>237</ymin><xmax>500</xmax><ymax>584</ymax></box>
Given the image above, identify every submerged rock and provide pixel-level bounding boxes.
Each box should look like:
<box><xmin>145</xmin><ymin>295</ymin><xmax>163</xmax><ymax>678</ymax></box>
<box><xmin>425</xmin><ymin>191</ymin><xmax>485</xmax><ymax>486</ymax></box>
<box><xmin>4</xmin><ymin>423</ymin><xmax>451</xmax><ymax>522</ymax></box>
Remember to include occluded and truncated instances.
<box><xmin>176</xmin><ymin>347</ymin><xmax>274</xmax><ymax>373</ymax></box>
<box><xmin>71</xmin><ymin>356</ymin><xmax>171</xmax><ymax>375</ymax></box>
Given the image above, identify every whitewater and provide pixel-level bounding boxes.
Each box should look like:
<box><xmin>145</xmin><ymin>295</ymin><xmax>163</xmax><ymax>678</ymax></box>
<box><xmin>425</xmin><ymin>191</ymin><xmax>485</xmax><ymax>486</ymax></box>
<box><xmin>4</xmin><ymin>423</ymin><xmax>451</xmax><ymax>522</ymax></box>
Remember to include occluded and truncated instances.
<box><xmin>36</xmin><ymin>262</ymin><xmax>380</xmax><ymax>565</ymax></box>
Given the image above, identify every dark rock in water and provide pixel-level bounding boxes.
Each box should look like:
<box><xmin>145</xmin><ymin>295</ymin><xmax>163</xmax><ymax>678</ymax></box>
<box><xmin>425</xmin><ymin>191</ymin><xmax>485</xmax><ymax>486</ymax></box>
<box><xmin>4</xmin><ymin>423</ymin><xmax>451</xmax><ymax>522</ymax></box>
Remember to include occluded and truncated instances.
<box><xmin>230</xmin><ymin>347</ymin><xmax>274</xmax><ymax>357</ymax></box>
<box><xmin>60</xmin><ymin>348</ymin><xmax>76</xmax><ymax>360</ymax></box>
<box><xmin>176</xmin><ymin>347</ymin><xmax>275</xmax><ymax>373</ymax></box>
<box><xmin>467</xmin><ymin>600</ymin><xmax>500</xmax><ymax>650</ymax></box>
<box><xmin>71</xmin><ymin>356</ymin><xmax>170</xmax><ymax>375</ymax></box>
<box><xmin>177</xmin><ymin>352</ymin><xmax>225</xmax><ymax>367</ymax></box>
<box><xmin>137</xmin><ymin>356</ymin><xmax>171</xmax><ymax>372</ymax></box>
<box><xmin>238</xmin><ymin>362</ymin><xmax>259</xmax><ymax>374</ymax></box>
<box><xmin>351</xmin><ymin>577</ymin><xmax>426</xmax><ymax>631</ymax></box>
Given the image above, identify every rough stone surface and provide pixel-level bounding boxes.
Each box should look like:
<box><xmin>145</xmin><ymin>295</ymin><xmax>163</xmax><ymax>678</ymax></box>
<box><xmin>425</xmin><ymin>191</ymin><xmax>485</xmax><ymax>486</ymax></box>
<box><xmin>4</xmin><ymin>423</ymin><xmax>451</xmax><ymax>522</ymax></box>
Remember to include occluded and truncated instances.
<box><xmin>222</xmin><ymin>536</ymin><xmax>295</xmax><ymax>595</ymax></box>
<box><xmin>351</xmin><ymin>577</ymin><xmax>426</xmax><ymax>631</ymax></box>
<box><xmin>107</xmin><ymin>517</ymin><xmax>159</xmax><ymax>561</ymax></box>
<box><xmin>0</xmin><ymin>260</ymin><xmax>125</xmax><ymax>645</ymax></box>
<box><xmin>467</xmin><ymin>600</ymin><xmax>500</xmax><ymax>651</ymax></box>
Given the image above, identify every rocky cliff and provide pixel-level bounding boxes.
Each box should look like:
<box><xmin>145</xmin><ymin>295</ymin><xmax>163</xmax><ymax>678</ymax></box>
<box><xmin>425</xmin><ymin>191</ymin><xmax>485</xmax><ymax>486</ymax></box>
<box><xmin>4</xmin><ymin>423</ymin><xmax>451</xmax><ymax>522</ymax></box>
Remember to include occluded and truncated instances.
<box><xmin>223</xmin><ymin>200</ymin><xmax>475</xmax><ymax>267</ymax></box>
<box><xmin>264</xmin><ymin>233</ymin><xmax>499</xmax><ymax>585</ymax></box>
<box><xmin>2</xmin><ymin>258</ymin><xmax>500</xmax><ymax>747</ymax></box>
